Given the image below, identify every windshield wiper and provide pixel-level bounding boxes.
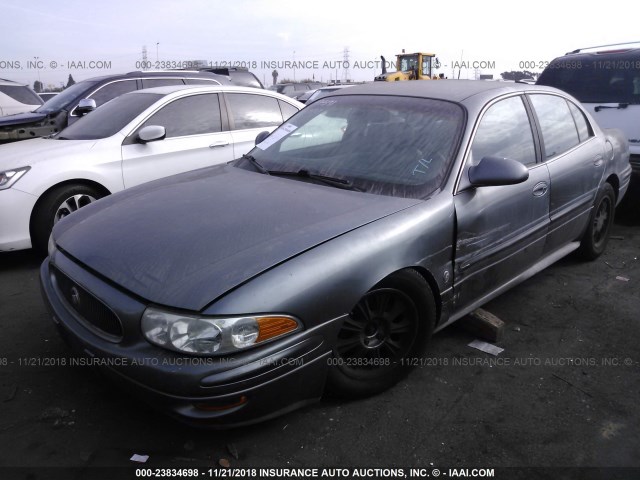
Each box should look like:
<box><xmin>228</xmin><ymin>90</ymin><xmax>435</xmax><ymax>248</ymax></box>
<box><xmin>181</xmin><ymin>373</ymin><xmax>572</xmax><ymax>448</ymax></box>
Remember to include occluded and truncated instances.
<box><xmin>594</xmin><ymin>103</ymin><xmax>629</xmax><ymax>112</ymax></box>
<box><xmin>241</xmin><ymin>154</ymin><xmax>270</xmax><ymax>175</ymax></box>
<box><xmin>270</xmin><ymin>169</ymin><xmax>363</xmax><ymax>191</ymax></box>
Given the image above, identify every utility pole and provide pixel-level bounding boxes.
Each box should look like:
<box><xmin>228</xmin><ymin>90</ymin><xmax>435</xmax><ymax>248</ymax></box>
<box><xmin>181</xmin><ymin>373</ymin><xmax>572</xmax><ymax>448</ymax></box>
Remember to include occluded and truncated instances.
<box><xmin>342</xmin><ymin>47</ymin><xmax>350</xmax><ymax>83</ymax></box>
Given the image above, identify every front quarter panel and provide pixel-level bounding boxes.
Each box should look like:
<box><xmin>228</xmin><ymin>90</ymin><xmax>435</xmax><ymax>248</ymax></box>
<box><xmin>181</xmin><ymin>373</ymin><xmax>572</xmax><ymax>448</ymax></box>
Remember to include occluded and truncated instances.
<box><xmin>205</xmin><ymin>193</ymin><xmax>455</xmax><ymax>332</ymax></box>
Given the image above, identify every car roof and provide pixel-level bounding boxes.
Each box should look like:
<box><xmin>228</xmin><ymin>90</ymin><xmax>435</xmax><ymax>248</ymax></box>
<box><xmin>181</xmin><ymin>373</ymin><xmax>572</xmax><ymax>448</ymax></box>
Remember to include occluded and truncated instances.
<box><xmin>128</xmin><ymin>84</ymin><xmax>303</xmax><ymax>103</ymax></box>
<box><xmin>70</xmin><ymin>70</ymin><xmax>232</xmax><ymax>85</ymax></box>
<box><xmin>327</xmin><ymin>79</ymin><xmax>562</xmax><ymax>103</ymax></box>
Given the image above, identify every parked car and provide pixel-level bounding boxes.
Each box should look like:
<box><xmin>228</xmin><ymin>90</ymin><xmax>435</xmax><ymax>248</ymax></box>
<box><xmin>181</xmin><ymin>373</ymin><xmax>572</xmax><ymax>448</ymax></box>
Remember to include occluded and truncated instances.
<box><xmin>196</xmin><ymin>66</ymin><xmax>264</xmax><ymax>89</ymax></box>
<box><xmin>268</xmin><ymin>82</ymin><xmax>324</xmax><ymax>100</ymax></box>
<box><xmin>0</xmin><ymin>85</ymin><xmax>302</xmax><ymax>252</ymax></box>
<box><xmin>41</xmin><ymin>81</ymin><xmax>631</xmax><ymax>427</ymax></box>
<box><xmin>536</xmin><ymin>42</ymin><xmax>640</xmax><ymax>173</ymax></box>
<box><xmin>295</xmin><ymin>89</ymin><xmax>318</xmax><ymax>104</ymax></box>
<box><xmin>0</xmin><ymin>78</ymin><xmax>43</xmax><ymax>116</ymax></box>
<box><xmin>304</xmin><ymin>84</ymin><xmax>356</xmax><ymax>104</ymax></box>
<box><xmin>0</xmin><ymin>70</ymin><xmax>233</xmax><ymax>144</ymax></box>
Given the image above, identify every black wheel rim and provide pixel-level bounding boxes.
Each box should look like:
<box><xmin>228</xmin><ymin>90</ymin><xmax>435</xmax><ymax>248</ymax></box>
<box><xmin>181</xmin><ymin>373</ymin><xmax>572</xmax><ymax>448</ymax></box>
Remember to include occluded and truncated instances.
<box><xmin>592</xmin><ymin>195</ymin><xmax>612</xmax><ymax>248</ymax></box>
<box><xmin>335</xmin><ymin>288</ymin><xmax>418</xmax><ymax>374</ymax></box>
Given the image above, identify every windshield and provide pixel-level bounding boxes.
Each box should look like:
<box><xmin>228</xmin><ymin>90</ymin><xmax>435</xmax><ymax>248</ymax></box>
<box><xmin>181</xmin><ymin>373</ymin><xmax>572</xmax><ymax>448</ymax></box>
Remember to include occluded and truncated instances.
<box><xmin>35</xmin><ymin>80</ymin><xmax>99</xmax><ymax>113</ymax></box>
<box><xmin>399</xmin><ymin>54</ymin><xmax>419</xmax><ymax>72</ymax></box>
<box><xmin>238</xmin><ymin>95</ymin><xmax>464</xmax><ymax>199</ymax></box>
<box><xmin>537</xmin><ymin>56</ymin><xmax>640</xmax><ymax>104</ymax></box>
<box><xmin>57</xmin><ymin>92</ymin><xmax>163</xmax><ymax>140</ymax></box>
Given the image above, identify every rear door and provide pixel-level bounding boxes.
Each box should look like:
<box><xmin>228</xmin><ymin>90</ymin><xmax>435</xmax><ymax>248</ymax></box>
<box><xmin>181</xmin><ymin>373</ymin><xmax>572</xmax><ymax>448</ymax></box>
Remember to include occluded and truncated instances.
<box><xmin>121</xmin><ymin>93</ymin><xmax>234</xmax><ymax>187</ymax></box>
<box><xmin>527</xmin><ymin>94</ymin><xmax>604</xmax><ymax>253</ymax></box>
<box><xmin>453</xmin><ymin>95</ymin><xmax>550</xmax><ymax>311</ymax></box>
<box><xmin>225</xmin><ymin>93</ymin><xmax>296</xmax><ymax>157</ymax></box>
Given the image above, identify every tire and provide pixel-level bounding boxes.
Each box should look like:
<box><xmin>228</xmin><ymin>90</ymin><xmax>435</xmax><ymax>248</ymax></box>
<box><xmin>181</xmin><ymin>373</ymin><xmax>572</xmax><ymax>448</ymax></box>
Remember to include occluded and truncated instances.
<box><xmin>577</xmin><ymin>183</ymin><xmax>615</xmax><ymax>261</ymax></box>
<box><xmin>31</xmin><ymin>184</ymin><xmax>104</xmax><ymax>254</ymax></box>
<box><xmin>325</xmin><ymin>269</ymin><xmax>436</xmax><ymax>398</ymax></box>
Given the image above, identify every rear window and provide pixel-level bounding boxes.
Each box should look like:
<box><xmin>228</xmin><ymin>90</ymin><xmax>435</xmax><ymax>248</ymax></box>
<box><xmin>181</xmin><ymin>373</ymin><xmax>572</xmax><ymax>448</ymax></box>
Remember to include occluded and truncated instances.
<box><xmin>0</xmin><ymin>85</ymin><xmax>43</xmax><ymax>105</ymax></box>
<box><xmin>537</xmin><ymin>53</ymin><xmax>640</xmax><ymax>104</ymax></box>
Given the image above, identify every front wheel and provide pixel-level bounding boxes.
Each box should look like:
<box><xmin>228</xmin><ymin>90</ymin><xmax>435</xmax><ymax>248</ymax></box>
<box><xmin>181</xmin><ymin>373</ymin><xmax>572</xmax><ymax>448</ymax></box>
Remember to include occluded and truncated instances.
<box><xmin>577</xmin><ymin>183</ymin><xmax>615</xmax><ymax>261</ymax></box>
<box><xmin>325</xmin><ymin>269</ymin><xmax>436</xmax><ymax>398</ymax></box>
<box><xmin>31</xmin><ymin>184</ymin><xmax>104</xmax><ymax>254</ymax></box>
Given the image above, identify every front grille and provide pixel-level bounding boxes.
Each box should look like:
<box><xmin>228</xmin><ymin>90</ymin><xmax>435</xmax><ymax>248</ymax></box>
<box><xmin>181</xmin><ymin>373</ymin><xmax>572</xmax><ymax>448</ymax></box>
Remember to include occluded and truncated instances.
<box><xmin>52</xmin><ymin>266</ymin><xmax>123</xmax><ymax>341</ymax></box>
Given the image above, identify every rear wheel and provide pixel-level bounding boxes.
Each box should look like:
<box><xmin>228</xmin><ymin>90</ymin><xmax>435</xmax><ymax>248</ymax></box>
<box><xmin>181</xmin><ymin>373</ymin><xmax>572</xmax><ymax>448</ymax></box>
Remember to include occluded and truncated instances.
<box><xmin>326</xmin><ymin>269</ymin><xmax>436</xmax><ymax>398</ymax></box>
<box><xmin>31</xmin><ymin>184</ymin><xmax>104</xmax><ymax>253</ymax></box>
<box><xmin>578</xmin><ymin>183</ymin><xmax>615</xmax><ymax>260</ymax></box>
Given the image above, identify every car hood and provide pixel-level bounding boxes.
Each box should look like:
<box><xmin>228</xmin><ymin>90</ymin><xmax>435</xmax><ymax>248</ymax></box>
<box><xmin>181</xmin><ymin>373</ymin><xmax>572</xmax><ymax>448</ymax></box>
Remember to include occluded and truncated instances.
<box><xmin>0</xmin><ymin>110</ymin><xmax>47</xmax><ymax>127</ymax></box>
<box><xmin>0</xmin><ymin>137</ymin><xmax>98</xmax><ymax>171</ymax></box>
<box><xmin>55</xmin><ymin>165</ymin><xmax>420</xmax><ymax>311</ymax></box>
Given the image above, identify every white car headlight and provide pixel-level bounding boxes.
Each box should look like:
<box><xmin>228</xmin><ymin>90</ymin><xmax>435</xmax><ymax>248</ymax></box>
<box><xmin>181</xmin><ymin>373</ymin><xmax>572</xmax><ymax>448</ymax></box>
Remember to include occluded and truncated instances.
<box><xmin>141</xmin><ymin>307</ymin><xmax>300</xmax><ymax>356</ymax></box>
<box><xmin>0</xmin><ymin>166</ymin><xmax>30</xmax><ymax>190</ymax></box>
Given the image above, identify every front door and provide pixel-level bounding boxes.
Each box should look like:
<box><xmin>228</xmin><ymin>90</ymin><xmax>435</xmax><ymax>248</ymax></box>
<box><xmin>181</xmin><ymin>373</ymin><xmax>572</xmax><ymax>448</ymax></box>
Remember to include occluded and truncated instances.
<box><xmin>453</xmin><ymin>95</ymin><xmax>550</xmax><ymax>311</ymax></box>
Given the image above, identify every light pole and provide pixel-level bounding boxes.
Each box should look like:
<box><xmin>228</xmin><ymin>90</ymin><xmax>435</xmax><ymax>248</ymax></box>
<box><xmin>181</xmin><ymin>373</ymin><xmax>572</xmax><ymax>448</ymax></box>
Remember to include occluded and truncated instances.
<box><xmin>156</xmin><ymin>43</ymin><xmax>160</xmax><ymax>62</ymax></box>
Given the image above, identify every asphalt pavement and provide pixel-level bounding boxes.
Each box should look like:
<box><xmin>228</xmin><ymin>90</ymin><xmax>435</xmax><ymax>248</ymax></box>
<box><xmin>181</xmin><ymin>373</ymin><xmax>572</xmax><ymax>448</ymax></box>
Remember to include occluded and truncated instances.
<box><xmin>0</xmin><ymin>186</ymin><xmax>638</xmax><ymax>480</ymax></box>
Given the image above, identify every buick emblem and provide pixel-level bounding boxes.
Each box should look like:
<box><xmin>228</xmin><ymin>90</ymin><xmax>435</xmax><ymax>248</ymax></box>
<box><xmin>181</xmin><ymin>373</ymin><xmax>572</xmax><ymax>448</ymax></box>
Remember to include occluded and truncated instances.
<box><xmin>70</xmin><ymin>286</ymin><xmax>81</xmax><ymax>307</ymax></box>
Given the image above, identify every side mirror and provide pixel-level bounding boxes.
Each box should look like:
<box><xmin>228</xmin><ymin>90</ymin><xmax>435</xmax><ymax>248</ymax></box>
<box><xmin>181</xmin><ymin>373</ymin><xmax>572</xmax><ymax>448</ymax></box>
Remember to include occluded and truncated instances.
<box><xmin>137</xmin><ymin>125</ymin><xmax>166</xmax><ymax>144</ymax></box>
<box><xmin>75</xmin><ymin>98</ymin><xmax>96</xmax><ymax>116</ymax></box>
<box><xmin>255</xmin><ymin>130</ymin><xmax>270</xmax><ymax>146</ymax></box>
<box><xmin>468</xmin><ymin>156</ymin><xmax>529</xmax><ymax>187</ymax></box>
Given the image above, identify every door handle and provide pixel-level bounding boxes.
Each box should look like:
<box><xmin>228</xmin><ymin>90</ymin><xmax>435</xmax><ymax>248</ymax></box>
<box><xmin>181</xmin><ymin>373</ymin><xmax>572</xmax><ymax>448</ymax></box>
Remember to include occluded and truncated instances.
<box><xmin>209</xmin><ymin>141</ymin><xmax>230</xmax><ymax>148</ymax></box>
<box><xmin>593</xmin><ymin>155</ymin><xmax>604</xmax><ymax>167</ymax></box>
<box><xmin>533</xmin><ymin>182</ymin><xmax>548</xmax><ymax>197</ymax></box>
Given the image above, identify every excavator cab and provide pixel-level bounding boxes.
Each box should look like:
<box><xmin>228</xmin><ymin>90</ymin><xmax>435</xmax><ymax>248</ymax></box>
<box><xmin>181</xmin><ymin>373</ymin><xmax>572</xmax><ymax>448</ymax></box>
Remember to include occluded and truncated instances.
<box><xmin>375</xmin><ymin>51</ymin><xmax>440</xmax><ymax>81</ymax></box>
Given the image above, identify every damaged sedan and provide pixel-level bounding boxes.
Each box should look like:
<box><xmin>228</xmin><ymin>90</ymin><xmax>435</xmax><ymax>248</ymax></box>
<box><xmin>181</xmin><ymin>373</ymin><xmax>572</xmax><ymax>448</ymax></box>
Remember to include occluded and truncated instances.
<box><xmin>40</xmin><ymin>81</ymin><xmax>631</xmax><ymax>427</ymax></box>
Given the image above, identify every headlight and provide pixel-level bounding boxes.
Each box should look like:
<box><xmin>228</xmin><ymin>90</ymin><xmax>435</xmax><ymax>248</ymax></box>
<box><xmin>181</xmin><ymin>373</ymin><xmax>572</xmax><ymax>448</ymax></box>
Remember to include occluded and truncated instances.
<box><xmin>141</xmin><ymin>307</ymin><xmax>301</xmax><ymax>356</ymax></box>
<box><xmin>0</xmin><ymin>166</ymin><xmax>30</xmax><ymax>190</ymax></box>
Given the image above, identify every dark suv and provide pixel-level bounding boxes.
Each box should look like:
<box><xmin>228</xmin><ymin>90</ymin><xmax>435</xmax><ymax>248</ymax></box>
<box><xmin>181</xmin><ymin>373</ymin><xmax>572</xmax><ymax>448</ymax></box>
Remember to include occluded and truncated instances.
<box><xmin>0</xmin><ymin>70</ymin><xmax>232</xmax><ymax>143</ymax></box>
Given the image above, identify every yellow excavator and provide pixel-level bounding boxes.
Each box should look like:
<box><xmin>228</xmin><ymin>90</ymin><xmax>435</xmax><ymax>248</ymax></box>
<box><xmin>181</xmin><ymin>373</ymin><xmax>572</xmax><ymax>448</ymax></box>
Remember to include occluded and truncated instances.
<box><xmin>374</xmin><ymin>50</ymin><xmax>441</xmax><ymax>81</ymax></box>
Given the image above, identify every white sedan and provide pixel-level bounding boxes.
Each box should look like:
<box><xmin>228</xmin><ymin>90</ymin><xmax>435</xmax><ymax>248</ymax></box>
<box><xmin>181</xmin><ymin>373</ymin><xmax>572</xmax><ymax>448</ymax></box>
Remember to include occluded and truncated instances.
<box><xmin>0</xmin><ymin>85</ymin><xmax>302</xmax><ymax>252</ymax></box>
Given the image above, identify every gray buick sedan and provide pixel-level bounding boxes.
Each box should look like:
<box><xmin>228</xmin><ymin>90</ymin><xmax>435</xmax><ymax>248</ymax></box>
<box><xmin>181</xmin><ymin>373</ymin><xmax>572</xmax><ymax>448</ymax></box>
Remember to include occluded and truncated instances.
<box><xmin>40</xmin><ymin>81</ymin><xmax>632</xmax><ymax>427</ymax></box>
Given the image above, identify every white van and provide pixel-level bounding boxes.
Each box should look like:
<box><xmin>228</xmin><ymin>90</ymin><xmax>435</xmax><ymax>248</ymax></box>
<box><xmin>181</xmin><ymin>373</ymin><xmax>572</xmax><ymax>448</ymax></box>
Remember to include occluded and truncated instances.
<box><xmin>0</xmin><ymin>79</ymin><xmax>43</xmax><ymax>116</ymax></box>
<box><xmin>537</xmin><ymin>42</ymin><xmax>640</xmax><ymax>173</ymax></box>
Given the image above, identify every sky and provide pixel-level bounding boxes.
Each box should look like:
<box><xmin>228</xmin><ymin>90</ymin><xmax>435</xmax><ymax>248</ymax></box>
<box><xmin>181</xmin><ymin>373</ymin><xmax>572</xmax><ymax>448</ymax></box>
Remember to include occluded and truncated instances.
<box><xmin>1</xmin><ymin>0</ymin><xmax>638</xmax><ymax>89</ymax></box>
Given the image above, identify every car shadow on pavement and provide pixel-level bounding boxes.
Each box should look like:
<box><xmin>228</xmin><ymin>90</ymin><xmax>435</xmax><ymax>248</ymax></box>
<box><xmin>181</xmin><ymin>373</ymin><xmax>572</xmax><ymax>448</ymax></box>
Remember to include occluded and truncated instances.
<box><xmin>616</xmin><ymin>176</ymin><xmax>640</xmax><ymax>226</ymax></box>
<box><xmin>1</xmin><ymin>249</ymin><xmax>45</xmax><ymax>271</ymax></box>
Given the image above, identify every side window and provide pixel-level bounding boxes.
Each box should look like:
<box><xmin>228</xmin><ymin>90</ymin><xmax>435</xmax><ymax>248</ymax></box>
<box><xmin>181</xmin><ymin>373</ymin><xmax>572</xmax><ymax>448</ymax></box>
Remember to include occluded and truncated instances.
<box><xmin>471</xmin><ymin>96</ymin><xmax>536</xmax><ymax>166</ymax></box>
<box><xmin>226</xmin><ymin>93</ymin><xmax>283</xmax><ymax>129</ymax></box>
<box><xmin>529</xmin><ymin>94</ymin><xmax>580</xmax><ymax>159</ymax></box>
<box><xmin>278</xmin><ymin>100</ymin><xmax>299</xmax><ymax>121</ymax></box>
<box><xmin>141</xmin><ymin>78</ymin><xmax>184</xmax><ymax>88</ymax></box>
<box><xmin>567</xmin><ymin>101</ymin><xmax>593</xmax><ymax>143</ymax></box>
<box><xmin>137</xmin><ymin>94</ymin><xmax>221</xmax><ymax>138</ymax></box>
<box><xmin>89</xmin><ymin>80</ymin><xmax>137</xmax><ymax>107</ymax></box>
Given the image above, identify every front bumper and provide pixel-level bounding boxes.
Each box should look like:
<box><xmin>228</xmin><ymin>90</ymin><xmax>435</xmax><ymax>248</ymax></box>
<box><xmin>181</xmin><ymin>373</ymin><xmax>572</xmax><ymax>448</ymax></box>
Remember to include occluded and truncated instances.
<box><xmin>0</xmin><ymin>187</ymin><xmax>37</xmax><ymax>251</ymax></box>
<box><xmin>39</xmin><ymin>251</ymin><xmax>342</xmax><ymax>428</ymax></box>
